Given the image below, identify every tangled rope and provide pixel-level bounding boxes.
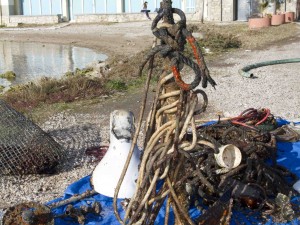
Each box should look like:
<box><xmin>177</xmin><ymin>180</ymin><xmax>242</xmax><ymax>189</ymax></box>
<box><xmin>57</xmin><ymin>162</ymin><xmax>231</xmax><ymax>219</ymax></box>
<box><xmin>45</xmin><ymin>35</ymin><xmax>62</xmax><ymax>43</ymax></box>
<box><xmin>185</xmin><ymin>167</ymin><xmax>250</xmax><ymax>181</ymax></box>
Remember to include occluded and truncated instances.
<box><xmin>113</xmin><ymin>1</ymin><xmax>216</xmax><ymax>224</ymax></box>
<box><xmin>113</xmin><ymin>1</ymin><xmax>299</xmax><ymax>224</ymax></box>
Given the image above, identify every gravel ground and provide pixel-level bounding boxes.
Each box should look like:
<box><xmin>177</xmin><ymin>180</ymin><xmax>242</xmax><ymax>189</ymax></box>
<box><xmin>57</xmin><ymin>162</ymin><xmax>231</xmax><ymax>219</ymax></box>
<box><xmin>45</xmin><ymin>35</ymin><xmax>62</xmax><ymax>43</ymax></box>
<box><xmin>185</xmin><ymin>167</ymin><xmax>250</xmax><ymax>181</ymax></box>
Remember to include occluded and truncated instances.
<box><xmin>203</xmin><ymin>33</ymin><xmax>300</xmax><ymax>121</ymax></box>
<box><xmin>0</xmin><ymin>22</ymin><xmax>300</xmax><ymax>221</ymax></box>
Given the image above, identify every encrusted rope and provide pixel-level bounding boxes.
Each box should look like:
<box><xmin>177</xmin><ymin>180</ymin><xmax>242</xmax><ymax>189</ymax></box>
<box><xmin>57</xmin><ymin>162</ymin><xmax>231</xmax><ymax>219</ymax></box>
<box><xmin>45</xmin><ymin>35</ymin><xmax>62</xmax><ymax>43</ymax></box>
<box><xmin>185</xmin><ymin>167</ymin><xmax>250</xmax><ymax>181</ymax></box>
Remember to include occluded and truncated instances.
<box><xmin>113</xmin><ymin>0</ymin><xmax>215</xmax><ymax>224</ymax></box>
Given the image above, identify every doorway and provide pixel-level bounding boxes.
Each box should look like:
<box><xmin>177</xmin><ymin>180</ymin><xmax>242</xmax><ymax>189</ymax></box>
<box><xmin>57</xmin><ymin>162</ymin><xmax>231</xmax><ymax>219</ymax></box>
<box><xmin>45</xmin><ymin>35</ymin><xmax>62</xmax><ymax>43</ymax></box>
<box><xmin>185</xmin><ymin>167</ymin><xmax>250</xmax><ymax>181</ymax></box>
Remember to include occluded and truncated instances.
<box><xmin>237</xmin><ymin>0</ymin><xmax>251</xmax><ymax>21</ymax></box>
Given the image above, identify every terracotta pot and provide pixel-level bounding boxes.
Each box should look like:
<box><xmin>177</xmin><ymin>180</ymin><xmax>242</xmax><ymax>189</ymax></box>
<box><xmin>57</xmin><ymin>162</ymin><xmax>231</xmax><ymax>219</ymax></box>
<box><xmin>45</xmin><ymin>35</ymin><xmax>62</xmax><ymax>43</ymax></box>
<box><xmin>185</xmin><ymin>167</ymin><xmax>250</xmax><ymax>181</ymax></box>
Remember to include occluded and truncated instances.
<box><xmin>248</xmin><ymin>17</ymin><xmax>271</xmax><ymax>29</ymax></box>
<box><xmin>285</xmin><ymin>12</ymin><xmax>295</xmax><ymax>23</ymax></box>
<box><xmin>271</xmin><ymin>14</ymin><xmax>285</xmax><ymax>26</ymax></box>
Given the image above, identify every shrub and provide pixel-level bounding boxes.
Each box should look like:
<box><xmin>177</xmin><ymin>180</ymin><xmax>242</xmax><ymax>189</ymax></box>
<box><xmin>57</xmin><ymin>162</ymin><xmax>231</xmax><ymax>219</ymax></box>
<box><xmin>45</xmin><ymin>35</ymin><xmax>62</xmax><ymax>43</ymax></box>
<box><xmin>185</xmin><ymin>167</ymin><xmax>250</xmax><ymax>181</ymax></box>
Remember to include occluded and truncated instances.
<box><xmin>0</xmin><ymin>71</ymin><xmax>16</xmax><ymax>80</ymax></box>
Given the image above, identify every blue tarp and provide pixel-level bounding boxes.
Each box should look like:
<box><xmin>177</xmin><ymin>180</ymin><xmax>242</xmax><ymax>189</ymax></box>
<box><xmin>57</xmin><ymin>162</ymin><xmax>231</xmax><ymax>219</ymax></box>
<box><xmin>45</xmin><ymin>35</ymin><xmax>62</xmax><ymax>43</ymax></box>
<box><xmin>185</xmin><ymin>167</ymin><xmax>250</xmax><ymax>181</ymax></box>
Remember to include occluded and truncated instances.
<box><xmin>47</xmin><ymin>118</ymin><xmax>300</xmax><ymax>224</ymax></box>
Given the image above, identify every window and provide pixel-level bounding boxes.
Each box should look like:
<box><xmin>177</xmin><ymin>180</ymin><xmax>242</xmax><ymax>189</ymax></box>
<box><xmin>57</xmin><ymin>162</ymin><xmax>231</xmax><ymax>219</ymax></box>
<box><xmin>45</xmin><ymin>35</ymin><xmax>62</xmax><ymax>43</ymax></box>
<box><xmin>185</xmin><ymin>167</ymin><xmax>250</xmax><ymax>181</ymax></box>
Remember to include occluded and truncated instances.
<box><xmin>186</xmin><ymin>0</ymin><xmax>195</xmax><ymax>13</ymax></box>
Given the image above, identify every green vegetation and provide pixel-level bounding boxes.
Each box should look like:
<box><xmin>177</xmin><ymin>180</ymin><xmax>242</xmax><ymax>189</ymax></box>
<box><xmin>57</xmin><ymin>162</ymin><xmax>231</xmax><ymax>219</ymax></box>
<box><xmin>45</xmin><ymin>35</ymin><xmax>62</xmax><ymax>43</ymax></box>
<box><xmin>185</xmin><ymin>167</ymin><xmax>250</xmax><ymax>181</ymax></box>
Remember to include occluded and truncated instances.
<box><xmin>190</xmin><ymin>22</ymin><xmax>298</xmax><ymax>50</ymax></box>
<box><xmin>1</xmin><ymin>72</ymin><xmax>107</xmax><ymax>113</ymax></box>
<box><xmin>105</xmin><ymin>79</ymin><xmax>127</xmax><ymax>91</ymax></box>
<box><xmin>0</xmin><ymin>71</ymin><xmax>16</xmax><ymax>80</ymax></box>
<box><xmin>194</xmin><ymin>32</ymin><xmax>241</xmax><ymax>54</ymax></box>
<box><xmin>64</xmin><ymin>67</ymin><xmax>94</xmax><ymax>77</ymax></box>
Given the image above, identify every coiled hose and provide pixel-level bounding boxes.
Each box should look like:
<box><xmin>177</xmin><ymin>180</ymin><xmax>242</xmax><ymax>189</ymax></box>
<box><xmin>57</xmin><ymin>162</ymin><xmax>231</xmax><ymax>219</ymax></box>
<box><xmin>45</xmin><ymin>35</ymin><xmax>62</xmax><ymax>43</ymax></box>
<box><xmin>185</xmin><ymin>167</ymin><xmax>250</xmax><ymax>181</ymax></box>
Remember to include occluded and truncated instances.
<box><xmin>239</xmin><ymin>58</ymin><xmax>300</xmax><ymax>78</ymax></box>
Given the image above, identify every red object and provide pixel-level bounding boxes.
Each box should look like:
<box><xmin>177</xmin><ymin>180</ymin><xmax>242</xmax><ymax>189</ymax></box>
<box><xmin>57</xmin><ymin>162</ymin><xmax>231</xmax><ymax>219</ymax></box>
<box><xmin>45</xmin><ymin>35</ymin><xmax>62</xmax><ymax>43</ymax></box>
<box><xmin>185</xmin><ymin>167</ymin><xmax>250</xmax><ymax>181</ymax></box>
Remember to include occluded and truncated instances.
<box><xmin>85</xmin><ymin>145</ymin><xmax>109</xmax><ymax>162</ymax></box>
<box><xmin>231</xmin><ymin>108</ymin><xmax>271</xmax><ymax>129</ymax></box>
<box><xmin>285</xmin><ymin>12</ymin><xmax>295</xmax><ymax>23</ymax></box>
<box><xmin>187</xmin><ymin>36</ymin><xmax>202</xmax><ymax>67</ymax></box>
<box><xmin>271</xmin><ymin>14</ymin><xmax>285</xmax><ymax>26</ymax></box>
<box><xmin>248</xmin><ymin>17</ymin><xmax>271</xmax><ymax>29</ymax></box>
<box><xmin>171</xmin><ymin>65</ymin><xmax>190</xmax><ymax>90</ymax></box>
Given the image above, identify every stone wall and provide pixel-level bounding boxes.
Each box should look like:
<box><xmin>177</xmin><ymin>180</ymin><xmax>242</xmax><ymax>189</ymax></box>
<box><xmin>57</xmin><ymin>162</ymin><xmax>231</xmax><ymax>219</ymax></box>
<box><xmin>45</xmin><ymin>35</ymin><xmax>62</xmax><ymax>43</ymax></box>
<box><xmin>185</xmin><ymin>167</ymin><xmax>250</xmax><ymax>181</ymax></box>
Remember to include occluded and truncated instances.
<box><xmin>208</xmin><ymin>0</ymin><xmax>222</xmax><ymax>21</ymax></box>
<box><xmin>285</xmin><ymin>0</ymin><xmax>296</xmax><ymax>13</ymax></box>
<box><xmin>206</xmin><ymin>0</ymin><xmax>235</xmax><ymax>21</ymax></box>
<box><xmin>74</xmin><ymin>12</ymin><xmax>202</xmax><ymax>23</ymax></box>
<box><xmin>222</xmin><ymin>0</ymin><xmax>235</xmax><ymax>21</ymax></box>
<box><xmin>0</xmin><ymin>16</ymin><xmax>10</xmax><ymax>26</ymax></box>
<box><xmin>7</xmin><ymin>15</ymin><xmax>61</xmax><ymax>26</ymax></box>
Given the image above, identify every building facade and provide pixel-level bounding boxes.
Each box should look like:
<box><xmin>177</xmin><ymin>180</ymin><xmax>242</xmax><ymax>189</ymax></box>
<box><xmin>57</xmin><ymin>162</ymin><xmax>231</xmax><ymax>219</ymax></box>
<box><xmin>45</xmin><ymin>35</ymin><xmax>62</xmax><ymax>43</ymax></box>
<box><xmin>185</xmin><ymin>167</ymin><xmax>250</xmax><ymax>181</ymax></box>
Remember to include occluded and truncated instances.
<box><xmin>0</xmin><ymin>0</ymin><xmax>299</xmax><ymax>26</ymax></box>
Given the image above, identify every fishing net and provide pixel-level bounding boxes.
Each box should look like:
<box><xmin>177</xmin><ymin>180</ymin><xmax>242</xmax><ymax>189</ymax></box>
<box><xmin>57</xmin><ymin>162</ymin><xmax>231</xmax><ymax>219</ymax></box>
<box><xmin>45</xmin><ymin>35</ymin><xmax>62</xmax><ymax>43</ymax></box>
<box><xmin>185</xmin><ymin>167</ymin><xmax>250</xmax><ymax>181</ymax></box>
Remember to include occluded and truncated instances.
<box><xmin>0</xmin><ymin>99</ymin><xmax>64</xmax><ymax>175</ymax></box>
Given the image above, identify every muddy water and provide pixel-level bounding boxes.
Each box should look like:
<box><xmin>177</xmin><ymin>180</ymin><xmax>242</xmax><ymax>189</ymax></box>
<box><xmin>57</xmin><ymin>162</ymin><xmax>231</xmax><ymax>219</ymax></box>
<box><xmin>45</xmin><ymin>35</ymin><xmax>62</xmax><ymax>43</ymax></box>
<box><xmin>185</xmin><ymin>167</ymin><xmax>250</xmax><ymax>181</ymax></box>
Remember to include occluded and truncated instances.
<box><xmin>0</xmin><ymin>41</ymin><xmax>107</xmax><ymax>88</ymax></box>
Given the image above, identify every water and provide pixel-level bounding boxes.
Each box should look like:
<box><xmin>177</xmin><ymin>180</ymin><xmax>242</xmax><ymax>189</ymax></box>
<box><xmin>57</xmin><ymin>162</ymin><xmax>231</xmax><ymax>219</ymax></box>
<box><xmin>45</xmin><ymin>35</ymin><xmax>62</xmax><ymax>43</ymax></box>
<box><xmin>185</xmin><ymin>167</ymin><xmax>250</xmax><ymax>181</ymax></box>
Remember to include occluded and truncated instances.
<box><xmin>0</xmin><ymin>41</ymin><xmax>108</xmax><ymax>88</ymax></box>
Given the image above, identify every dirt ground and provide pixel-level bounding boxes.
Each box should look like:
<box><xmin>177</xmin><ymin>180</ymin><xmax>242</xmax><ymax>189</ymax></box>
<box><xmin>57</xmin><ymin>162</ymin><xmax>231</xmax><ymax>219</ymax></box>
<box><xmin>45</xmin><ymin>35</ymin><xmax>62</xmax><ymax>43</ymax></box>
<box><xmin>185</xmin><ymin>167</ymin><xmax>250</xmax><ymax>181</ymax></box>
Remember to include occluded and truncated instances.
<box><xmin>0</xmin><ymin>21</ymin><xmax>300</xmax><ymax>217</ymax></box>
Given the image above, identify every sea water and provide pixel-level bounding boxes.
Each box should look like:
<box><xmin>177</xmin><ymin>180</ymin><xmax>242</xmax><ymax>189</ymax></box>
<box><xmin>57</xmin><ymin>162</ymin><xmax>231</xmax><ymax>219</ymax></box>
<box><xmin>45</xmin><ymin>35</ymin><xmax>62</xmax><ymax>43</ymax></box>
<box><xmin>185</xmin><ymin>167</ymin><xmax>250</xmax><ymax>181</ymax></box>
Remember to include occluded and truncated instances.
<box><xmin>0</xmin><ymin>41</ymin><xmax>107</xmax><ymax>88</ymax></box>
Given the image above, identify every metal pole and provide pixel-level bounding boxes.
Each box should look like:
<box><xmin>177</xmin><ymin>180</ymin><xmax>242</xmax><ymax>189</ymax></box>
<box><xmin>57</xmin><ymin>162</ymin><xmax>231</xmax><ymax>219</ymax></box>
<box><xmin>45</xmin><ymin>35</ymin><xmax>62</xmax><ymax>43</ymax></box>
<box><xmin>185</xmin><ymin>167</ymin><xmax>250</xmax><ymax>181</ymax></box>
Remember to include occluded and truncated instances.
<box><xmin>221</xmin><ymin>0</ymin><xmax>223</xmax><ymax>21</ymax></box>
<box><xmin>0</xmin><ymin>0</ymin><xmax>2</xmax><ymax>26</ymax></box>
<box><xmin>69</xmin><ymin>0</ymin><xmax>73</xmax><ymax>20</ymax></box>
<box><xmin>201</xmin><ymin>0</ymin><xmax>205</xmax><ymax>23</ymax></box>
<box><xmin>285</xmin><ymin>0</ymin><xmax>286</xmax><ymax>12</ymax></box>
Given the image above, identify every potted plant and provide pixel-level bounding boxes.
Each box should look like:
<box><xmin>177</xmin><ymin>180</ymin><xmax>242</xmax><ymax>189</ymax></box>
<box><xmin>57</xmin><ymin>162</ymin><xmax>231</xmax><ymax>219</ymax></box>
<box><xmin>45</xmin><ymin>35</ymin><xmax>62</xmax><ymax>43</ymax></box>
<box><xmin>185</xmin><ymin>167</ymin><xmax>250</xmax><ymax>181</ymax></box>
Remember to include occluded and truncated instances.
<box><xmin>248</xmin><ymin>2</ymin><xmax>271</xmax><ymax>29</ymax></box>
<box><xmin>271</xmin><ymin>12</ymin><xmax>285</xmax><ymax>25</ymax></box>
<box><xmin>271</xmin><ymin>0</ymin><xmax>285</xmax><ymax>25</ymax></box>
<box><xmin>265</xmin><ymin>0</ymin><xmax>277</xmax><ymax>15</ymax></box>
<box><xmin>284</xmin><ymin>11</ymin><xmax>295</xmax><ymax>23</ymax></box>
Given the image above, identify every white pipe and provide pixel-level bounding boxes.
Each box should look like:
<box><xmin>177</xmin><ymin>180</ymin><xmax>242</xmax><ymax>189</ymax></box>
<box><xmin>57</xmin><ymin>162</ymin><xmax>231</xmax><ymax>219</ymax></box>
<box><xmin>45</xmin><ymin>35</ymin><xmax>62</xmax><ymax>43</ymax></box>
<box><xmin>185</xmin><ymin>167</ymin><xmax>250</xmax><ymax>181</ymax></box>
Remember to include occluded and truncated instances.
<box><xmin>129</xmin><ymin>0</ymin><xmax>131</xmax><ymax>13</ymax></box>
<box><xmin>29</xmin><ymin>0</ymin><xmax>32</xmax><ymax>15</ymax></box>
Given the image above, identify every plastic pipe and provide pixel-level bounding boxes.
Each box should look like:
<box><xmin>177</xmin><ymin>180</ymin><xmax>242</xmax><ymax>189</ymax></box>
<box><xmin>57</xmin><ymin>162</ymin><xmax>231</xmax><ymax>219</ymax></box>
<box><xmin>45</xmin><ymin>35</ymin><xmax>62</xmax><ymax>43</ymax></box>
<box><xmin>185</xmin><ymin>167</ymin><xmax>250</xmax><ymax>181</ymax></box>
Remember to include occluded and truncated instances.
<box><xmin>239</xmin><ymin>58</ymin><xmax>300</xmax><ymax>78</ymax></box>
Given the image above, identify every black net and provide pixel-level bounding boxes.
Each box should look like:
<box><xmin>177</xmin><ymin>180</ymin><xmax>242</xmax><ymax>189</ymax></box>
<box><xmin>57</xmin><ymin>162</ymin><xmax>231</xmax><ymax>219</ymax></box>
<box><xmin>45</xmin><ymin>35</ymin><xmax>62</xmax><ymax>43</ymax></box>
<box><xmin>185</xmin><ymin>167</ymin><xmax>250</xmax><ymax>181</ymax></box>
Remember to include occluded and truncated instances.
<box><xmin>0</xmin><ymin>100</ymin><xmax>64</xmax><ymax>175</ymax></box>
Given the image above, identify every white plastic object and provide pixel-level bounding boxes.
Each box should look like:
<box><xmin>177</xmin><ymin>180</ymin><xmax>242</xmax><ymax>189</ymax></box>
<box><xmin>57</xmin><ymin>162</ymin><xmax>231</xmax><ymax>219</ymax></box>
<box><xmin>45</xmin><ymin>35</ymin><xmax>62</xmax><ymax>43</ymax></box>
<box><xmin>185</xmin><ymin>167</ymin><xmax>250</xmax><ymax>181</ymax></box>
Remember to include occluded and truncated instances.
<box><xmin>214</xmin><ymin>144</ymin><xmax>242</xmax><ymax>169</ymax></box>
<box><xmin>91</xmin><ymin>110</ymin><xmax>140</xmax><ymax>198</ymax></box>
<box><xmin>293</xmin><ymin>180</ymin><xmax>300</xmax><ymax>194</ymax></box>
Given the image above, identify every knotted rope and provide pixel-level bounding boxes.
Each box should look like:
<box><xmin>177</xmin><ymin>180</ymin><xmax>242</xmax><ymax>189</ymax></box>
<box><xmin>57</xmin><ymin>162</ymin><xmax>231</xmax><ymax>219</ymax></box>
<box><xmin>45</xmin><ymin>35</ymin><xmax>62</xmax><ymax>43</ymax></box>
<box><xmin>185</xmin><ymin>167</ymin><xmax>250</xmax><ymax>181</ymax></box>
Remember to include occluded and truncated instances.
<box><xmin>113</xmin><ymin>1</ymin><xmax>216</xmax><ymax>224</ymax></box>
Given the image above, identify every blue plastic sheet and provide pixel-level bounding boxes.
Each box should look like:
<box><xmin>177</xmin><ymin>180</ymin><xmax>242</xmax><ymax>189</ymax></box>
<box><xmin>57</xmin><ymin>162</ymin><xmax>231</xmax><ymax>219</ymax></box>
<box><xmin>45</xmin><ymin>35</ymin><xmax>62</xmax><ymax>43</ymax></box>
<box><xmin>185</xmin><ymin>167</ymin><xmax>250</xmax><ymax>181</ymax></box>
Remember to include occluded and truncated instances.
<box><xmin>47</xmin><ymin>119</ymin><xmax>300</xmax><ymax>225</ymax></box>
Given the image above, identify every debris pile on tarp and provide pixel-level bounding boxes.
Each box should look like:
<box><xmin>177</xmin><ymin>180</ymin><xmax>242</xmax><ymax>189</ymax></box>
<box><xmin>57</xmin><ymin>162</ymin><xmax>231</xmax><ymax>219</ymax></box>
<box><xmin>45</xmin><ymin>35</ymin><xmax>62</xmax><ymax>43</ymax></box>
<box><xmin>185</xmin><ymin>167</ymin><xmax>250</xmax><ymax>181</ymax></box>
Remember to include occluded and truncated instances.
<box><xmin>8</xmin><ymin>116</ymin><xmax>298</xmax><ymax>225</ymax></box>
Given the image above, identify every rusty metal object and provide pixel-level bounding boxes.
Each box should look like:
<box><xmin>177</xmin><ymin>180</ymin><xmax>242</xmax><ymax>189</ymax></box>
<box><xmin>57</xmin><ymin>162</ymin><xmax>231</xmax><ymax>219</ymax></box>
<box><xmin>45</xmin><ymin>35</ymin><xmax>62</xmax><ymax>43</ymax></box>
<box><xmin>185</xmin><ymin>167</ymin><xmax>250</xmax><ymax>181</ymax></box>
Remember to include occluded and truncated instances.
<box><xmin>271</xmin><ymin>124</ymin><xmax>300</xmax><ymax>142</ymax></box>
<box><xmin>3</xmin><ymin>189</ymin><xmax>99</xmax><ymax>225</ymax></box>
<box><xmin>2</xmin><ymin>202</ymin><xmax>54</xmax><ymax>225</ymax></box>
<box><xmin>197</xmin><ymin>188</ymin><xmax>233</xmax><ymax>225</ymax></box>
<box><xmin>47</xmin><ymin>189</ymin><xmax>97</xmax><ymax>209</ymax></box>
<box><xmin>60</xmin><ymin>202</ymin><xmax>101</xmax><ymax>225</ymax></box>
